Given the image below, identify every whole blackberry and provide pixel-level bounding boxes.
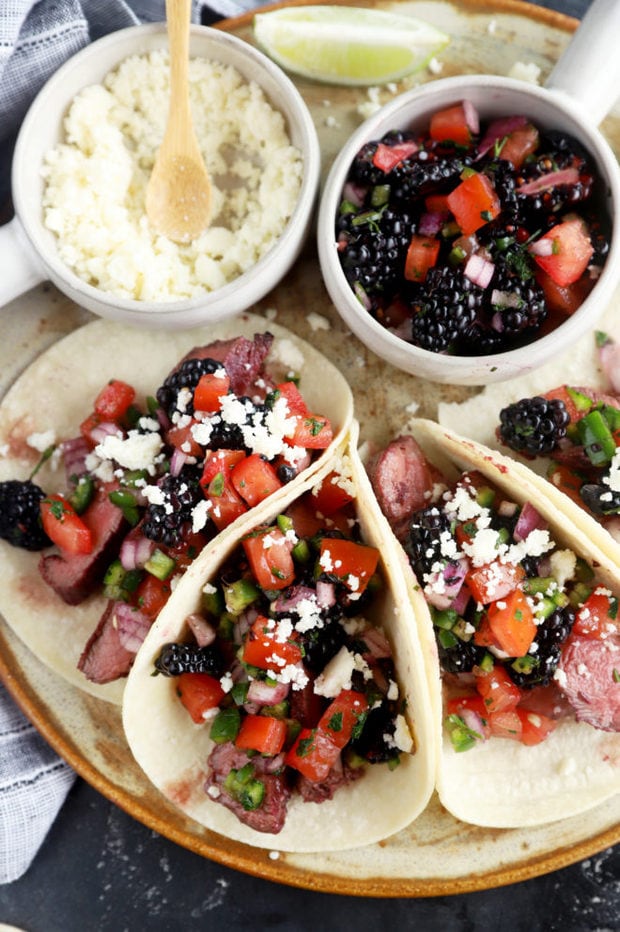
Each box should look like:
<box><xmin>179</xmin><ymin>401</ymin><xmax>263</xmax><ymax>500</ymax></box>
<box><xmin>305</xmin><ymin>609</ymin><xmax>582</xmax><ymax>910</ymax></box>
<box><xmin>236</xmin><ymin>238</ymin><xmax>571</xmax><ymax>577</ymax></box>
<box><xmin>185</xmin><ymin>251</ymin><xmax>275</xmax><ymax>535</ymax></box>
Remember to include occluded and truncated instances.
<box><xmin>390</xmin><ymin>155</ymin><xmax>466</xmax><ymax>201</ymax></box>
<box><xmin>488</xmin><ymin>260</ymin><xmax>547</xmax><ymax>339</ymax></box>
<box><xmin>438</xmin><ymin>636</ymin><xmax>487</xmax><ymax>675</ymax></box>
<box><xmin>142</xmin><ymin>468</ymin><xmax>203</xmax><ymax>546</ymax></box>
<box><xmin>498</xmin><ymin>396</ymin><xmax>569</xmax><ymax>456</ymax></box>
<box><xmin>508</xmin><ymin>606</ymin><xmax>575</xmax><ymax>688</ymax></box>
<box><xmin>0</xmin><ymin>480</ymin><xmax>50</xmax><ymax>550</ymax></box>
<box><xmin>297</xmin><ymin>617</ymin><xmax>347</xmax><ymax>673</ymax></box>
<box><xmin>406</xmin><ymin>506</ymin><xmax>453</xmax><ymax>580</ymax></box>
<box><xmin>339</xmin><ymin>207</ymin><xmax>413</xmax><ymax>304</ymax></box>
<box><xmin>580</xmin><ymin>480</ymin><xmax>620</xmax><ymax>515</ymax></box>
<box><xmin>349</xmin><ymin>701</ymin><xmax>398</xmax><ymax>764</ymax></box>
<box><xmin>156</xmin><ymin>357</ymin><xmax>223</xmax><ymax>419</ymax></box>
<box><xmin>409</xmin><ymin>267</ymin><xmax>483</xmax><ymax>353</ymax></box>
<box><xmin>154</xmin><ymin>641</ymin><xmax>223</xmax><ymax>677</ymax></box>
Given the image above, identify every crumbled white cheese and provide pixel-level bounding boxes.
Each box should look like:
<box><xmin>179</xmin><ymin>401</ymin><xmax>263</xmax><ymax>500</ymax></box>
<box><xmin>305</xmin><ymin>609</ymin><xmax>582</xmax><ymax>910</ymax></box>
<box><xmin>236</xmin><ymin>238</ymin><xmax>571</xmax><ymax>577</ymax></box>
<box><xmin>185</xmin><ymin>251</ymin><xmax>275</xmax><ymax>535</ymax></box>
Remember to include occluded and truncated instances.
<box><xmin>306</xmin><ymin>312</ymin><xmax>331</xmax><ymax>332</ymax></box>
<box><xmin>507</xmin><ymin>61</ymin><xmax>541</xmax><ymax>85</ymax></box>
<box><xmin>27</xmin><ymin>429</ymin><xmax>56</xmax><ymax>452</ymax></box>
<box><xmin>95</xmin><ymin>430</ymin><xmax>164</xmax><ymax>473</ymax></box>
<box><xmin>314</xmin><ymin>646</ymin><xmax>355</xmax><ymax>697</ymax></box>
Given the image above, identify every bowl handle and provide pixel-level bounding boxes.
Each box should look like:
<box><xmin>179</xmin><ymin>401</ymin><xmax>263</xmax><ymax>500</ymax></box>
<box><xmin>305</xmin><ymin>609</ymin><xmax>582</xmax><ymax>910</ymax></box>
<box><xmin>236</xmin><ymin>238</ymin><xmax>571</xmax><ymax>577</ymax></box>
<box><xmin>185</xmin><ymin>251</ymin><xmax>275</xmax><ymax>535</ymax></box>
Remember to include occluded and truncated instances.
<box><xmin>545</xmin><ymin>0</ymin><xmax>620</xmax><ymax>126</ymax></box>
<box><xmin>0</xmin><ymin>217</ymin><xmax>45</xmax><ymax>309</ymax></box>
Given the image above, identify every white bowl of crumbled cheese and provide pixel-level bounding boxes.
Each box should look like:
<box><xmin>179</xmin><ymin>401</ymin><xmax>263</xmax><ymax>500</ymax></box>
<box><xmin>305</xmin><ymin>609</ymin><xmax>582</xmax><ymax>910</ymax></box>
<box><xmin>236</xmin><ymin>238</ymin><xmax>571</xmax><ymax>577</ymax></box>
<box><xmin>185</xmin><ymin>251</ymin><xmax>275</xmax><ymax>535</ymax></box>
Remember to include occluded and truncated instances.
<box><xmin>1</xmin><ymin>25</ymin><xmax>320</xmax><ymax>328</ymax></box>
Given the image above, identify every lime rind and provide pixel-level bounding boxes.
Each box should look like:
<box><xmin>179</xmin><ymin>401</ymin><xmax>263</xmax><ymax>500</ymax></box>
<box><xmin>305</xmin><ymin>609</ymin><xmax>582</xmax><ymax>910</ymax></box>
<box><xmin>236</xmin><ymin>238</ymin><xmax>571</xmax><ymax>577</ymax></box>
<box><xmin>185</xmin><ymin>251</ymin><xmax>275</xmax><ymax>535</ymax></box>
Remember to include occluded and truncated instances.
<box><xmin>253</xmin><ymin>5</ymin><xmax>450</xmax><ymax>86</ymax></box>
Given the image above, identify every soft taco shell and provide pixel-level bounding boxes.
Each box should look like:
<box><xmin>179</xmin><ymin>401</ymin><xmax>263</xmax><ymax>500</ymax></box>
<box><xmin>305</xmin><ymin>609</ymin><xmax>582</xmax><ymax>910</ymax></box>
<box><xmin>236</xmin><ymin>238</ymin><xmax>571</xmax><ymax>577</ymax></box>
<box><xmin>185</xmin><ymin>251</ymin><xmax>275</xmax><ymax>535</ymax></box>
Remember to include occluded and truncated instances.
<box><xmin>0</xmin><ymin>315</ymin><xmax>353</xmax><ymax>704</ymax></box>
<box><xmin>394</xmin><ymin>418</ymin><xmax>620</xmax><ymax>829</ymax></box>
<box><xmin>121</xmin><ymin>424</ymin><xmax>436</xmax><ymax>852</ymax></box>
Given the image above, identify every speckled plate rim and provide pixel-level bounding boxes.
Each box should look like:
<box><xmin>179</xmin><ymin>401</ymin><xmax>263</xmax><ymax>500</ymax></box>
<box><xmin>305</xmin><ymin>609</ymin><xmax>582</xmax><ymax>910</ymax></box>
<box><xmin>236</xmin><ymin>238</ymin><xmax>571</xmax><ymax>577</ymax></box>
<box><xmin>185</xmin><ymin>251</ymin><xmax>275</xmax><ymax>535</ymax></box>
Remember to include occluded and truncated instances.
<box><xmin>1</xmin><ymin>0</ymin><xmax>619</xmax><ymax>898</ymax></box>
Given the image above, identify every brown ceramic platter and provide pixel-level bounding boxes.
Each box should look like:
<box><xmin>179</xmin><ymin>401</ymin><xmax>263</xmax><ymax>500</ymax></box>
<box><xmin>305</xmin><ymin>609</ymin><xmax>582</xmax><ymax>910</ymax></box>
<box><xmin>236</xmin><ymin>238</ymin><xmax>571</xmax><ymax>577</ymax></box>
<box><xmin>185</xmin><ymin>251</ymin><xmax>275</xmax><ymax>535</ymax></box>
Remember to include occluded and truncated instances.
<box><xmin>1</xmin><ymin>0</ymin><xmax>619</xmax><ymax>896</ymax></box>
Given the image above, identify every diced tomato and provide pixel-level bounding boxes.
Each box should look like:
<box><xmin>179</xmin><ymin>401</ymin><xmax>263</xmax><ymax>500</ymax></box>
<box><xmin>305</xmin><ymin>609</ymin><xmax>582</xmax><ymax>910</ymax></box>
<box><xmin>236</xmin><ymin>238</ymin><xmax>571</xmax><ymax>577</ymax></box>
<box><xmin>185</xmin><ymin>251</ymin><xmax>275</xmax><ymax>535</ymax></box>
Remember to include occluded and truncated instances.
<box><xmin>285</xmin><ymin>727</ymin><xmax>341</xmax><ymax>782</ymax></box>
<box><xmin>318</xmin><ymin>689</ymin><xmax>369</xmax><ymax>749</ymax></box>
<box><xmin>286</xmin><ymin>413</ymin><xmax>333</xmax><ymax>450</ymax></box>
<box><xmin>242</xmin><ymin>527</ymin><xmax>296</xmax><ymax>591</ymax></box>
<box><xmin>276</xmin><ymin>381</ymin><xmax>309</xmax><ymax>417</ymax></box>
<box><xmin>447</xmin><ymin>172</ymin><xmax>501</xmax><ymax>235</ymax></box>
<box><xmin>176</xmin><ymin>672</ymin><xmax>225</xmax><ymax>724</ymax></box>
<box><xmin>475</xmin><ymin>665</ymin><xmax>522</xmax><ymax>713</ymax></box>
<box><xmin>518</xmin><ymin>708</ymin><xmax>557</xmax><ymax>745</ymax></box>
<box><xmin>166</xmin><ymin>420</ymin><xmax>203</xmax><ymax>458</ymax></box>
<box><xmin>486</xmin><ymin>587</ymin><xmax>536</xmax><ymax>657</ymax></box>
<box><xmin>285</xmin><ymin>496</ymin><xmax>325</xmax><ymax>539</ymax></box>
<box><xmin>193</xmin><ymin>371</ymin><xmax>230</xmax><ymax>413</ymax></box>
<box><xmin>201</xmin><ymin>449</ymin><xmax>248</xmax><ymax>531</ymax></box>
<box><xmin>231</xmin><ymin>453</ymin><xmax>282</xmax><ymax>507</ymax></box>
<box><xmin>535</xmin><ymin>267</ymin><xmax>595</xmax><ymax>317</ymax></box>
<box><xmin>235</xmin><ymin>714</ymin><xmax>287</xmax><ymax>755</ymax></box>
<box><xmin>542</xmin><ymin>385</ymin><xmax>592</xmax><ymax>425</ymax></box>
<box><xmin>498</xmin><ymin>124</ymin><xmax>539</xmax><ymax>170</ymax></box>
<box><xmin>487</xmin><ymin>709</ymin><xmax>523</xmax><ymax>741</ymax></box>
<box><xmin>319</xmin><ymin>538</ymin><xmax>380</xmax><ymax>593</ymax></box>
<box><xmin>372</xmin><ymin>140</ymin><xmax>418</xmax><ymax>173</ymax></box>
<box><xmin>466</xmin><ymin>561</ymin><xmax>525</xmax><ymax>605</ymax></box>
<box><xmin>40</xmin><ymin>495</ymin><xmax>93</xmax><ymax>555</ymax></box>
<box><xmin>546</xmin><ymin>462</ymin><xmax>588</xmax><ymax>510</ymax></box>
<box><xmin>242</xmin><ymin>615</ymin><xmax>302</xmax><ymax>669</ymax></box>
<box><xmin>168</xmin><ymin>530</ymin><xmax>208</xmax><ymax>573</ymax></box>
<box><xmin>424</xmin><ymin>193</ymin><xmax>451</xmax><ymax>213</ymax></box>
<box><xmin>473</xmin><ymin>616</ymin><xmax>500</xmax><ymax>649</ymax></box>
<box><xmin>532</xmin><ymin>218</ymin><xmax>594</xmax><ymax>286</ymax></box>
<box><xmin>573</xmin><ymin>589</ymin><xmax>618</xmax><ymax>639</ymax></box>
<box><xmin>311</xmin><ymin>471</ymin><xmax>354</xmax><ymax>516</ymax></box>
<box><xmin>93</xmin><ymin>379</ymin><xmax>136</xmax><ymax>422</ymax></box>
<box><xmin>404</xmin><ymin>234</ymin><xmax>441</xmax><ymax>283</ymax></box>
<box><xmin>430</xmin><ymin>103</ymin><xmax>473</xmax><ymax>146</ymax></box>
<box><xmin>134</xmin><ymin>573</ymin><xmax>171</xmax><ymax>619</ymax></box>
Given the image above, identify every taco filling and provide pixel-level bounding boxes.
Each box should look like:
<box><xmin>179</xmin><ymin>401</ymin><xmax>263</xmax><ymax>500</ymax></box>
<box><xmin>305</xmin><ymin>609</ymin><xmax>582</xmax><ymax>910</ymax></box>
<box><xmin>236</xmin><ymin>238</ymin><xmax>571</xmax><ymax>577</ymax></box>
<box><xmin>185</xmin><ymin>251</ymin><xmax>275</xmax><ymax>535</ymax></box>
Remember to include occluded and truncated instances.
<box><xmin>368</xmin><ymin>431</ymin><xmax>620</xmax><ymax>752</ymax></box>
<box><xmin>0</xmin><ymin>331</ymin><xmax>338</xmax><ymax>689</ymax></box>
<box><xmin>150</xmin><ymin>474</ymin><xmax>413</xmax><ymax>835</ymax></box>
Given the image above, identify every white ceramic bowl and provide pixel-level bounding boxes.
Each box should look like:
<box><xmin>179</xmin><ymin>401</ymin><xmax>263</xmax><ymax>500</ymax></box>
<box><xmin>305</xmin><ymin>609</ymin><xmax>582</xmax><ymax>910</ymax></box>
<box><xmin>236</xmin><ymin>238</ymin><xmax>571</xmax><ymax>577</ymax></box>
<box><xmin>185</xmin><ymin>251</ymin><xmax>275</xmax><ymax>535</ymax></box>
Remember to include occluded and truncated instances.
<box><xmin>0</xmin><ymin>25</ymin><xmax>320</xmax><ymax>329</ymax></box>
<box><xmin>317</xmin><ymin>6</ymin><xmax>620</xmax><ymax>385</ymax></box>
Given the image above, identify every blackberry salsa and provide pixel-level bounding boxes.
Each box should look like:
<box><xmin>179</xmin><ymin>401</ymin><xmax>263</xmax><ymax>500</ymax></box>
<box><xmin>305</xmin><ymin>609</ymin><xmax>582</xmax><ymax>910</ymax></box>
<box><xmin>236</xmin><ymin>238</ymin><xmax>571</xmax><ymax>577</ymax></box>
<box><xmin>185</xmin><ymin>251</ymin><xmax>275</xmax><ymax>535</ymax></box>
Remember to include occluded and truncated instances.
<box><xmin>153</xmin><ymin>476</ymin><xmax>413</xmax><ymax>834</ymax></box>
<box><xmin>0</xmin><ymin>333</ymin><xmax>335</xmax><ymax>686</ymax></box>
<box><xmin>368</xmin><ymin>436</ymin><xmax>620</xmax><ymax>751</ymax></box>
<box><xmin>336</xmin><ymin>100</ymin><xmax>610</xmax><ymax>355</ymax></box>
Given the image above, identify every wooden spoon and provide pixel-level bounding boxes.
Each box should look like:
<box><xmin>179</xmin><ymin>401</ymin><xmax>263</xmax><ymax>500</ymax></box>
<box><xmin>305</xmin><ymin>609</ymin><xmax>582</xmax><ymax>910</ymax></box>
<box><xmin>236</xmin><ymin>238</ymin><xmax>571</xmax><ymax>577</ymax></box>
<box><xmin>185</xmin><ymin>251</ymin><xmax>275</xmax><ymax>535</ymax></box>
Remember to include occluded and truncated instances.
<box><xmin>146</xmin><ymin>0</ymin><xmax>212</xmax><ymax>243</ymax></box>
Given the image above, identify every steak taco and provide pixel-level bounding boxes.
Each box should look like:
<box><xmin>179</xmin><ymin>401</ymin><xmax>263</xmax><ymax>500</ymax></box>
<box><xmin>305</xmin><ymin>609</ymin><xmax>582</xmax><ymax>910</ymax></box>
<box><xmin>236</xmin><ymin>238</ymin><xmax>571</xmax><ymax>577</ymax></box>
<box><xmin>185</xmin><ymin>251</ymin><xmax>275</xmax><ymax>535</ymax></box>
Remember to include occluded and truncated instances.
<box><xmin>0</xmin><ymin>315</ymin><xmax>352</xmax><ymax>704</ymax></box>
<box><xmin>367</xmin><ymin>418</ymin><xmax>620</xmax><ymax>828</ymax></box>
<box><xmin>121</xmin><ymin>424</ymin><xmax>435</xmax><ymax>851</ymax></box>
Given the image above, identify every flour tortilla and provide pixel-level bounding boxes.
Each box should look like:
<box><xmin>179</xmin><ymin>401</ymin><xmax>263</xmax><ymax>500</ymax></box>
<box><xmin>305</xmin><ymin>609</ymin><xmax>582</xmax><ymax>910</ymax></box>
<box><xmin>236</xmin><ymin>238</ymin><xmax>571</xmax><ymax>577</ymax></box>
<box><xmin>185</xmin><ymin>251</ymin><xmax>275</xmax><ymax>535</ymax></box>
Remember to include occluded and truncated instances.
<box><xmin>122</xmin><ymin>423</ymin><xmax>436</xmax><ymax>851</ymax></box>
<box><xmin>0</xmin><ymin>315</ymin><xmax>353</xmax><ymax>704</ymax></box>
<box><xmin>397</xmin><ymin>418</ymin><xmax>620</xmax><ymax>829</ymax></box>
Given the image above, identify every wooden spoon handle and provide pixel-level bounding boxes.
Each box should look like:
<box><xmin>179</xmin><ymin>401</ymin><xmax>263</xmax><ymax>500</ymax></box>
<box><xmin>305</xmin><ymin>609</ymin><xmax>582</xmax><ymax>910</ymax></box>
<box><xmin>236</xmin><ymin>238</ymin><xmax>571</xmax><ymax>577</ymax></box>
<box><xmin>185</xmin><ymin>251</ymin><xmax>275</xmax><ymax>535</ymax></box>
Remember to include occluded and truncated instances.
<box><xmin>166</xmin><ymin>0</ymin><xmax>193</xmax><ymax>134</ymax></box>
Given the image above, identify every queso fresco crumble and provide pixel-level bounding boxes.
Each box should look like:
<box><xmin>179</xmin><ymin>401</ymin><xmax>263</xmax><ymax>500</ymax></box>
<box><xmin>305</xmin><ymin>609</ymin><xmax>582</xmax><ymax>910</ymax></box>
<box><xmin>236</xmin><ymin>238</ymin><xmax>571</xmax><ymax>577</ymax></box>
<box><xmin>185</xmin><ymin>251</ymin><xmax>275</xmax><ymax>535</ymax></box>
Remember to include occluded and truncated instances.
<box><xmin>41</xmin><ymin>50</ymin><xmax>303</xmax><ymax>302</ymax></box>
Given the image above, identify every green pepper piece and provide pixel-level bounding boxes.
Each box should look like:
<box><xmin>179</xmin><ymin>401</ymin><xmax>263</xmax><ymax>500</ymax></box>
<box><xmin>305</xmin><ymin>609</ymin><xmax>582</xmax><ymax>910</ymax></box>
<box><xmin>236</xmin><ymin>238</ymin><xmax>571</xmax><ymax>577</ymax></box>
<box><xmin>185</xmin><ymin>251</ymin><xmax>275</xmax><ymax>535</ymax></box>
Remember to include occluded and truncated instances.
<box><xmin>69</xmin><ymin>474</ymin><xmax>95</xmax><ymax>514</ymax></box>
<box><xmin>144</xmin><ymin>548</ymin><xmax>176</xmax><ymax>581</ymax></box>
<box><xmin>432</xmin><ymin>608</ymin><xmax>459</xmax><ymax>631</ymax></box>
<box><xmin>445</xmin><ymin>713</ymin><xmax>481</xmax><ymax>752</ymax></box>
<box><xmin>108</xmin><ymin>489</ymin><xmax>140</xmax><ymax>526</ymax></box>
<box><xmin>210</xmin><ymin>707</ymin><xmax>241</xmax><ymax>744</ymax></box>
<box><xmin>224</xmin><ymin>578</ymin><xmax>260</xmax><ymax>616</ymax></box>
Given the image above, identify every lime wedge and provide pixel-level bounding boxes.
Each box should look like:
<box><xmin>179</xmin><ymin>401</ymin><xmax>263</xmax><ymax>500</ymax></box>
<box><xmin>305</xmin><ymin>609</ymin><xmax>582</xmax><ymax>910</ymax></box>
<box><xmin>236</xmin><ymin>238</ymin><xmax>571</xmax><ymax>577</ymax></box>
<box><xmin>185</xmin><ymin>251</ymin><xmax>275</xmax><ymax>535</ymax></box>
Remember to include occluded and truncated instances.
<box><xmin>253</xmin><ymin>5</ymin><xmax>449</xmax><ymax>86</ymax></box>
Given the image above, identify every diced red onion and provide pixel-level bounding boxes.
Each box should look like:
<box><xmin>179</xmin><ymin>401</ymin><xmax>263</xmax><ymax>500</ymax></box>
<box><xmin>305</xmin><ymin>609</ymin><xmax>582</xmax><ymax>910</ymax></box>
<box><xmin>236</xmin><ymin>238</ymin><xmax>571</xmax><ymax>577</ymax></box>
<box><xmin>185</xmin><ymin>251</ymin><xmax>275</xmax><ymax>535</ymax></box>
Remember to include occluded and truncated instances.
<box><xmin>425</xmin><ymin>558</ymin><xmax>468</xmax><ymax>609</ymax></box>
<box><xmin>262</xmin><ymin>753</ymin><xmax>286</xmax><ymax>774</ymax></box>
<box><xmin>90</xmin><ymin>422</ymin><xmax>122</xmax><ymax>445</ymax></box>
<box><xmin>460</xmin><ymin>707</ymin><xmax>487</xmax><ymax>741</ymax></box>
<box><xmin>450</xmin><ymin>582</ymin><xmax>472</xmax><ymax>617</ymax></box>
<box><xmin>61</xmin><ymin>436</ymin><xmax>90</xmax><ymax>479</ymax></box>
<box><xmin>464</xmin><ymin>253</ymin><xmax>495</xmax><ymax>289</ymax></box>
<box><xmin>233</xmin><ymin>607</ymin><xmax>259</xmax><ymax>646</ymax></box>
<box><xmin>513</xmin><ymin>501</ymin><xmax>548</xmax><ymax>542</ymax></box>
<box><xmin>354</xmin><ymin>282</ymin><xmax>372</xmax><ymax>311</ymax></box>
<box><xmin>186</xmin><ymin>612</ymin><xmax>217</xmax><ymax>647</ymax></box>
<box><xmin>453</xmin><ymin>234</ymin><xmax>479</xmax><ymax>258</ymax></box>
<box><xmin>120</xmin><ymin>532</ymin><xmax>156</xmax><ymax>571</ymax></box>
<box><xmin>491</xmin><ymin>288</ymin><xmax>523</xmax><ymax>308</ymax></box>
<box><xmin>477</xmin><ymin>115</ymin><xmax>528</xmax><ymax>158</ymax></box>
<box><xmin>155</xmin><ymin>407</ymin><xmax>171</xmax><ymax>431</ymax></box>
<box><xmin>274</xmin><ymin>585</ymin><xmax>316</xmax><ymax>613</ymax></box>
<box><xmin>418</xmin><ymin>211</ymin><xmax>448</xmax><ymax>236</ymax></box>
<box><xmin>360</xmin><ymin>626</ymin><xmax>392</xmax><ymax>659</ymax></box>
<box><xmin>316</xmin><ymin>580</ymin><xmax>336</xmax><ymax>609</ymax></box>
<box><xmin>372</xmin><ymin>664</ymin><xmax>390</xmax><ymax>694</ymax></box>
<box><xmin>243</xmin><ymin>701</ymin><xmax>261</xmax><ymax>715</ymax></box>
<box><xmin>498</xmin><ymin>499</ymin><xmax>518</xmax><ymax>517</ymax></box>
<box><xmin>113</xmin><ymin>602</ymin><xmax>152</xmax><ymax>653</ymax></box>
<box><xmin>527</xmin><ymin>237</ymin><xmax>554</xmax><ymax>257</ymax></box>
<box><xmin>342</xmin><ymin>181</ymin><xmax>367</xmax><ymax>207</ymax></box>
<box><xmin>598</xmin><ymin>337</ymin><xmax>620</xmax><ymax>393</ymax></box>
<box><xmin>517</xmin><ymin>167</ymin><xmax>580</xmax><ymax>195</ymax></box>
<box><xmin>491</xmin><ymin>312</ymin><xmax>505</xmax><ymax>333</ymax></box>
<box><xmin>247</xmin><ymin>679</ymin><xmax>290</xmax><ymax>706</ymax></box>
<box><xmin>170</xmin><ymin>447</ymin><xmax>189</xmax><ymax>477</ymax></box>
<box><xmin>462</xmin><ymin>99</ymin><xmax>480</xmax><ymax>136</ymax></box>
